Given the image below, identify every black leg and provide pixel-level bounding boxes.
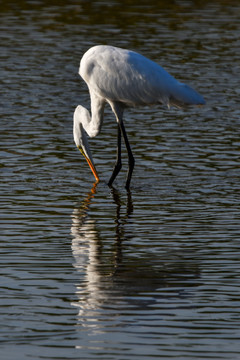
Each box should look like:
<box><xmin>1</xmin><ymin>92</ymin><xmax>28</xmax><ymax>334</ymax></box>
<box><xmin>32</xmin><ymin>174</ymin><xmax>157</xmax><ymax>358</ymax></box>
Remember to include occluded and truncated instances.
<box><xmin>119</xmin><ymin>120</ymin><xmax>135</xmax><ymax>191</ymax></box>
<box><xmin>108</xmin><ymin>124</ymin><xmax>122</xmax><ymax>187</ymax></box>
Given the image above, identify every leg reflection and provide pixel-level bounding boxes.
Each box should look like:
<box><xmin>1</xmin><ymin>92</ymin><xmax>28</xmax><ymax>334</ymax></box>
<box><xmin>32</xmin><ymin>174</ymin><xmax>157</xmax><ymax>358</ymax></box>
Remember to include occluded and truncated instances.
<box><xmin>110</xmin><ymin>187</ymin><xmax>133</xmax><ymax>268</ymax></box>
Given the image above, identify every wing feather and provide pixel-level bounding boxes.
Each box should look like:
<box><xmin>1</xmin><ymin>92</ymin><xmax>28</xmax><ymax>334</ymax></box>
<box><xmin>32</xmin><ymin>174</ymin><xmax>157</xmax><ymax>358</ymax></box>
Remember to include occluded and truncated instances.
<box><xmin>80</xmin><ymin>45</ymin><xmax>205</xmax><ymax>108</ymax></box>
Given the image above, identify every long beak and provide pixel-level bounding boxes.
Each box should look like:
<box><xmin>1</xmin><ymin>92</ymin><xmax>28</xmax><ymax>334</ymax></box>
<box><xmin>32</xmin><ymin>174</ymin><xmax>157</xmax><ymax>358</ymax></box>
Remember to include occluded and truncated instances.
<box><xmin>78</xmin><ymin>146</ymin><xmax>99</xmax><ymax>182</ymax></box>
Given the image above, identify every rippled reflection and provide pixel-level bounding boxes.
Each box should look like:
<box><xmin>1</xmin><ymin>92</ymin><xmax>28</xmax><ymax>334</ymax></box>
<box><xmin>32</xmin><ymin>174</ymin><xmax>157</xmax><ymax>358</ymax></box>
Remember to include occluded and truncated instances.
<box><xmin>70</xmin><ymin>183</ymin><xmax>134</xmax><ymax>330</ymax></box>
<box><xmin>71</xmin><ymin>183</ymin><xmax>201</xmax><ymax>337</ymax></box>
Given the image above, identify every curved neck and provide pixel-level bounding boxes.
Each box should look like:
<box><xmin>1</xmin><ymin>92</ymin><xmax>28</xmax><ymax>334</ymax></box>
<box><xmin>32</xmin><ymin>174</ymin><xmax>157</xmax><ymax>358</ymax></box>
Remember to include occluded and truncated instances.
<box><xmin>85</xmin><ymin>91</ymin><xmax>105</xmax><ymax>138</ymax></box>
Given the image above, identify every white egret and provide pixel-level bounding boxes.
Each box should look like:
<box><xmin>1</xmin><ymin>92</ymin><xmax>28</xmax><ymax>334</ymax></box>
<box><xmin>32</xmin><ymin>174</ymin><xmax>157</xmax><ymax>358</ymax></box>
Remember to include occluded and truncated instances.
<box><xmin>74</xmin><ymin>45</ymin><xmax>205</xmax><ymax>190</ymax></box>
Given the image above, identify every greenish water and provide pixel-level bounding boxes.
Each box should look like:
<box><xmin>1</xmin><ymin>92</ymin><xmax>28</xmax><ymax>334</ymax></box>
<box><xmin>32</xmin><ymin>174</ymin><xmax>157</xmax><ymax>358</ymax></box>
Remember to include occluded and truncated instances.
<box><xmin>1</xmin><ymin>1</ymin><xmax>240</xmax><ymax>359</ymax></box>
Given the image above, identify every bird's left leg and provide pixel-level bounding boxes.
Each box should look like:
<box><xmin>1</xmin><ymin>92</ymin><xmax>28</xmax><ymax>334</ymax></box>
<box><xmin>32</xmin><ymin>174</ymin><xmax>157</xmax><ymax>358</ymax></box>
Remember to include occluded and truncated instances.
<box><xmin>108</xmin><ymin>123</ymin><xmax>122</xmax><ymax>187</ymax></box>
<box><xmin>119</xmin><ymin>120</ymin><xmax>135</xmax><ymax>191</ymax></box>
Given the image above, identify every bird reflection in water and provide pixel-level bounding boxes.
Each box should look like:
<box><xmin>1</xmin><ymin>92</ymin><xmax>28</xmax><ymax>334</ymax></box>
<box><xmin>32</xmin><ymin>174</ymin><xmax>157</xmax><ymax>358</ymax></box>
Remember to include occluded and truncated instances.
<box><xmin>71</xmin><ymin>182</ymin><xmax>200</xmax><ymax>332</ymax></box>
<box><xmin>71</xmin><ymin>181</ymin><xmax>134</xmax><ymax>328</ymax></box>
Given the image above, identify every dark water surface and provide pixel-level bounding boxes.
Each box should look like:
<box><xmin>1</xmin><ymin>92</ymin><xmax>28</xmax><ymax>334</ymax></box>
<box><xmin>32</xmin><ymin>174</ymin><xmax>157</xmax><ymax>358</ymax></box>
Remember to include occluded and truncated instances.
<box><xmin>1</xmin><ymin>1</ymin><xmax>240</xmax><ymax>359</ymax></box>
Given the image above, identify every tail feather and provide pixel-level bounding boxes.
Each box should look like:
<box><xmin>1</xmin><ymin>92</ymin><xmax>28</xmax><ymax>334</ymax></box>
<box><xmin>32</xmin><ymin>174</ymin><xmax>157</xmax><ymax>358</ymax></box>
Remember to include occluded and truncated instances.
<box><xmin>170</xmin><ymin>82</ymin><xmax>205</xmax><ymax>107</ymax></box>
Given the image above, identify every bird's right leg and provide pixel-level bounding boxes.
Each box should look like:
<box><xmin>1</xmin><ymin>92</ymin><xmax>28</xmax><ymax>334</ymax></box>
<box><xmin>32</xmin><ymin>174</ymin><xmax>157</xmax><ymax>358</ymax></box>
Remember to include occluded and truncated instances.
<box><xmin>108</xmin><ymin>123</ymin><xmax>122</xmax><ymax>187</ymax></box>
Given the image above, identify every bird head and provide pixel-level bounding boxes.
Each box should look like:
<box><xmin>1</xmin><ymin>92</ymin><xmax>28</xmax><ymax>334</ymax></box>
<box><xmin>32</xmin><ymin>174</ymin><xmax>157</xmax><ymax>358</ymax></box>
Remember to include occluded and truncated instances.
<box><xmin>73</xmin><ymin>105</ymin><xmax>99</xmax><ymax>182</ymax></box>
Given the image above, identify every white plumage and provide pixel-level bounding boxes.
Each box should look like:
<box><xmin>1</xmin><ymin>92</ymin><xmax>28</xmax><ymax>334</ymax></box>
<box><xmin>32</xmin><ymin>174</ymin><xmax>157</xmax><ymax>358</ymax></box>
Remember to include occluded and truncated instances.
<box><xmin>74</xmin><ymin>45</ymin><xmax>205</xmax><ymax>189</ymax></box>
